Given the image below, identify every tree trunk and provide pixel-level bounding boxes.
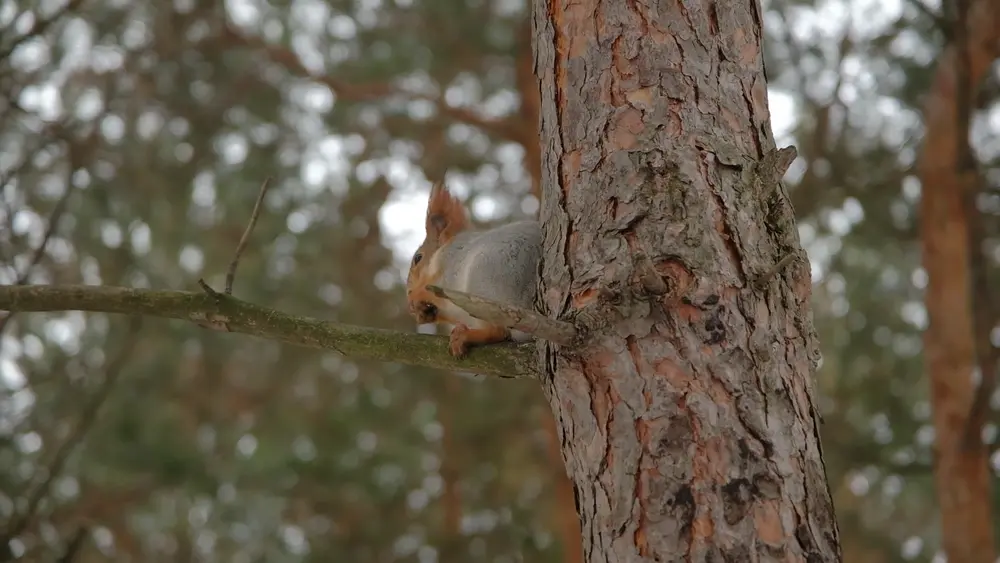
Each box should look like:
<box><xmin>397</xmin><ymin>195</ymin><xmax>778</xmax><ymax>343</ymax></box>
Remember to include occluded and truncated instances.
<box><xmin>544</xmin><ymin>407</ymin><xmax>586</xmax><ymax>563</ymax></box>
<box><xmin>530</xmin><ymin>0</ymin><xmax>842</xmax><ymax>560</ymax></box>
<box><xmin>517</xmin><ymin>27</ymin><xmax>584</xmax><ymax>561</ymax></box>
<box><xmin>917</xmin><ymin>1</ymin><xmax>1000</xmax><ymax>560</ymax></box>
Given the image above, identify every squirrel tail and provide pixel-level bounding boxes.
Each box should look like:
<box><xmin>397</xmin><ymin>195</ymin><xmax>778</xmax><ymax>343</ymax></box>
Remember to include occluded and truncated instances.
<box><xmin>425</xmin><ymin>181</ymin><xmax>469</xmax><ymax>245</ymax></box>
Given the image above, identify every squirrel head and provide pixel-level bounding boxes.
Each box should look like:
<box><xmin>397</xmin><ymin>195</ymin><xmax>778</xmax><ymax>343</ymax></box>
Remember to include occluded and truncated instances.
<box><xmin>405</xmin><ymin>181</ymin><xmax>470</xmax><ymax>324</ymax></box>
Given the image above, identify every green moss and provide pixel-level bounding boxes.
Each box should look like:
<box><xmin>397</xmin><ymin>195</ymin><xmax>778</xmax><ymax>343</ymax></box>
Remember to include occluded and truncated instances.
<box><xmin>0</xmin><ymin>285</ymin><xmax>539</xmax><ymax>379</ymax></box>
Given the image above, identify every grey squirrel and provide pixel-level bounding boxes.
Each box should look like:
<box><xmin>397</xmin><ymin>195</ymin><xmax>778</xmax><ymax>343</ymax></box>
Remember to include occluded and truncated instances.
<box><xmin>406</xmin><ymin>182</ymin><xmax>541</xmax><ymax>357</ymax></box>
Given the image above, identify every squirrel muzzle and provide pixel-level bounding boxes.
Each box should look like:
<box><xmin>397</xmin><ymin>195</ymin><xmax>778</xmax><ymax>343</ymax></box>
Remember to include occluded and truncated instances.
<box><xmin>408</xmin><ymin>294</ymin><xmax>438</xmax><ymax>324</ymax></box>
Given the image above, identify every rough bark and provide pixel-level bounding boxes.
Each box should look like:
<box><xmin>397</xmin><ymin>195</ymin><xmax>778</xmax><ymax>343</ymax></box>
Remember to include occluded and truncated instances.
<box><xmin>917</xmin><ymin>0</ymin><xmax>1000</xmax><ymax>560</ymax></box>
<box><xmin>531</xmin><ymin>0</ymin><xmax>841</xmax><ymax>560</ymax></box>
<box><xmin>517</xmin><ymin>18</ymin><xmax>544</xmax><ymax>200</ymax></box>
<box><xmin>517</xmin><ymin>33</ymin><xmax>585</xmax><ymax>561</ymax></box>
<box><xmin>543</xmin><ymin>409</ymin><xmax>586</xmax><ymax>563</ymax></box>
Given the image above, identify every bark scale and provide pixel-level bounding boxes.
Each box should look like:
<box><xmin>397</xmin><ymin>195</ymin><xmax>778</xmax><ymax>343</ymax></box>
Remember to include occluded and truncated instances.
<box><xmin>531</xmin><ymin>0</ymin><xmax>842</xmax><ymax>560</ymax></box>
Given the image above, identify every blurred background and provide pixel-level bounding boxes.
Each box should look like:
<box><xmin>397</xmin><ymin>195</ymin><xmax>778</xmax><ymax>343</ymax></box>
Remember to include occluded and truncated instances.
<box><xmin>0</xmin><ymin>0</ymin><xmax>997</xmax><ymax>561</ymax></box>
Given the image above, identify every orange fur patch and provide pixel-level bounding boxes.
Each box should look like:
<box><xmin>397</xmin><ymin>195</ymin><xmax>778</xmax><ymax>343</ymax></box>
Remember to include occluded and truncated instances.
<box><xmin>425</xmin><ymin>182</ymin><xmax>469</xmax><ymax>246</ymax></box>
<box><xmin>405</xmin><ymin>182</ymin><xmax>472</xmax><ymax>326</ymax></box>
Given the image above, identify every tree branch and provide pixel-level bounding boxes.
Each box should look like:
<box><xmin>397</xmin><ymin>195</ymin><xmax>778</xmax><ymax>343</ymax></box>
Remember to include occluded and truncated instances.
<box><xmin>0</xmin><ymin>285</ymin><xmax>539</xmax><ymax>379</ymax></box>
<box><xmin>56</xmin><ymin>526</ymin><xmax>89</xmax><ymax>563</ymax></box>
<box><xmin>426</xmin><ymin>285</ymin><xmax>578</xmax><ymax>345</ymax></box>
<box><xmin>218</xmin><ymin>26</ymin><xmax>523</xmax><ymax>143</ymax></box>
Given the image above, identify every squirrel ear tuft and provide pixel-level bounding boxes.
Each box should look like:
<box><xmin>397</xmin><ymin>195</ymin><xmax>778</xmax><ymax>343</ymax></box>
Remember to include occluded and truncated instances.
<box><xmin>424</xmin><ymin>181</ymin><xmax>468</xmax><ymax>244</ymax></box>
<box><xmin>429</xmin><ymin>213</ymin><xmax>448</xmax><ymax>232</ymax></box>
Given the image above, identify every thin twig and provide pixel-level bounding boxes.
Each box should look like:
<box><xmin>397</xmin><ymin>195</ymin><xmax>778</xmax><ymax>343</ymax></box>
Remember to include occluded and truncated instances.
<box><xmin>904</xmin><ymin>0</ymin><xmax>952</xmax><ymax>38</ymax></box>
<box><xmin>55</xmin><ymin>526</ymin><xmax>89</xmax><ymax>563</ymax></box>
<box><xmin>0</xmin><ymin>184</ymin><xmax>76</xmax><ymax>337</ymax></box>
<box><xmin>0</xmin><ymin>0</ymin><xmax>87</xmax><ymax>64</ymax></box>
<box><xmin>0</xmin><ymin>316</ymin><xmax>143</xmax><ymax>547</ymax></box>
<box><xmin>0</xmin><ymin>115</ymin><xmax>83</xmax><ymax>200</ymax></box>
<box><xmin>193</xmin><ymin>278</ymin><xmax>230</xmax><ymax>331</ymax></box>
<box><xmin>225</xmin><ymin>177</ymin><xmax>272</xmax><ymax>295</ymax></box>
<box><xmin>0</xmin><ymin>141</ymin><xmax>43</xmax><ymax>200</ymax></box>
<box><xmin>13</xmin><ymin>188</ymin><xmax>74</xmax><ymax>285</ymax></box>
<box><xmin>218</xmin><ymin>26</ymin><xmax>523</xmax><ymax>142</ymax></box>
<box><xmin>197</xmin><ymin>278</ymin><xmax>221</xmax><ymax>298</ymax></box>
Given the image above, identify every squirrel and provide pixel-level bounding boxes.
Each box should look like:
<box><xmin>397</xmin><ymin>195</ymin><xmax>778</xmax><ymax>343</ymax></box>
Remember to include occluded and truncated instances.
<box><xmin>406</xmin><ymin>181</ymin><xmax>541</xmax><ymax>357</ymax></box>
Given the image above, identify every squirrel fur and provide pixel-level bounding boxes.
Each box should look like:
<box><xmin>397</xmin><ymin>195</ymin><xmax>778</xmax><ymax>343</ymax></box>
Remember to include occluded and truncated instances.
<box><xmin>406</xmin><ymin>181</ymin><xmax>541</xmax><ymax>357</ymax></box>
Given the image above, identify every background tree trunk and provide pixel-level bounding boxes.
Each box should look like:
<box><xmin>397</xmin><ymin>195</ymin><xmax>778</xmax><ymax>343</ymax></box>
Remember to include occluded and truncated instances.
<box><xmin>531</xmin><ymin>0</ymin><xmax>842</xmax><ymax>560</ymax></box>
<box><xmin>917</xmin><ymin>1</ymin><xmax>1000</xmax><ymax>560</ymax></box>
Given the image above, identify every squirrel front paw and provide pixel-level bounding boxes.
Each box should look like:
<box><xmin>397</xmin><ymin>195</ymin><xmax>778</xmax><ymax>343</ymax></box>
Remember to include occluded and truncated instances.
<box><xmin>449</xmin><ymin>324</ymin><xmax>469</xmax><ymax>357</ymax></box>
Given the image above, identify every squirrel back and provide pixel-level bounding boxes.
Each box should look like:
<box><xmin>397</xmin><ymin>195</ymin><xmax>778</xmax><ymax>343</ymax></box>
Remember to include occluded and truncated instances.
<box><xmin>436</xmin><ymin>220</ymin><xmax>541</xmax><ymax>308</ymax></box>
<box><xmin>406</xmin><ymin>181</ymin><xmax>541</xmax><ymax>356</ymax></box>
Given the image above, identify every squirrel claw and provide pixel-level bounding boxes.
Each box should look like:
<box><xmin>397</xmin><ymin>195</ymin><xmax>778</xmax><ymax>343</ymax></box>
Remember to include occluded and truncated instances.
<box><xmin>449</xmin><ymin>324</ymin><xmax>469</xmax><ymax>357</ymax></box>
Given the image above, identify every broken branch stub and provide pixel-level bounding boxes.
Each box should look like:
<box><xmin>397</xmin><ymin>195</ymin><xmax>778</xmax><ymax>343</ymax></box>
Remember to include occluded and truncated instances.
<box><xmin>426</xmin><ymin>285</ymin><xmax>577</xmax><ymax>346</ymax></box>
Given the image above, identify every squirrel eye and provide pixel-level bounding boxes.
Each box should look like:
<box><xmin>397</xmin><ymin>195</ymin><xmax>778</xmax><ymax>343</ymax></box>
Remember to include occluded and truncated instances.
<box><xmin>413</xmin><ymin>252</ymin><xmax>423</xmax><ymax>265</ymax></box>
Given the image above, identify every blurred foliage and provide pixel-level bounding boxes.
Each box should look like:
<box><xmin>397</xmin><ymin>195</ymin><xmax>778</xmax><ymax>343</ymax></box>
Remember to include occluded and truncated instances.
<box><xmin>0</xmin><ymin>0</ymin><xmax>998</xmax><ymax>561</ymax></box>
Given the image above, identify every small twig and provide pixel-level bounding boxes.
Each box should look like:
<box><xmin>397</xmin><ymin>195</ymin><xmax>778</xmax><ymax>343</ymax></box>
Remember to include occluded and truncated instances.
<box><xmin>225</xmin><ymin>177</ymin><xmax>272</xmax><ymax>295</ymax></box>
<box><xmin>56</xmin><ymin>526</ymin><xmax>89</xmax><ymax>563</ymax></box>
<box><xmin>1</xmin><ymin>316</ymin><xmax>142</xmax><ymax>549</ymax></box>
<box><xmin>219</xmin><ymin>26</ymin><xmax>523</xmax><ymax>143</ymax></box>
<box><xmin>13</xmin><ymin>189</ymin><xmax>74</xmax><ymax>285</ymax></box>
<box><xmin>197</xmin><ymin>278</ymin><xmax>221</xmax><ymax>298</ymax></box>
<box><xmin>0</xmin><ymin>140</ymin><xmax>46</xmax><ymax>200</ymax></box>
<box><xmin>426</xmin><ymin>285</ymin><xmax>578</xmax><ymax>345</ymax></box>
<box><xmin>904</xmin><ymin>0</ymin><xmax>952</xmax><ymax>38</ymax></box>
<box><xmin>193</xmin><ymin>279</ymin><xmax>230</xmax><ymax>331</ymax></box>
<box><xmin>0</xmin><ymin>0</ymin><xmax>87</xmax><ymax>64</ymax></box>
<box><xmin>0</xmin><ymin>184</ymin><xmax>76</xmax><ymax>338</ymax></box>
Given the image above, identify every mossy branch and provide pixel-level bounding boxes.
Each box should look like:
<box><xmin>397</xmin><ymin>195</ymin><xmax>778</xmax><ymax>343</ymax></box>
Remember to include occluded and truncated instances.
<box><xmin>0</xmin><ymin>285</ymin><xmax>539</xmax><ymax>379</ymax></box>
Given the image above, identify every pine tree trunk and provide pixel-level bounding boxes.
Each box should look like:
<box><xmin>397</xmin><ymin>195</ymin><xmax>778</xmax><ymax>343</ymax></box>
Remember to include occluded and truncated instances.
<box><xmin>530</xmin><ymin>0</ymin><xmax>842</xmax><ymax>560</ymax></box>
<box><xmin>918</xmin><ymin>1</ymin><xmax>1000</xmax><ymax>560</ymax></box>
